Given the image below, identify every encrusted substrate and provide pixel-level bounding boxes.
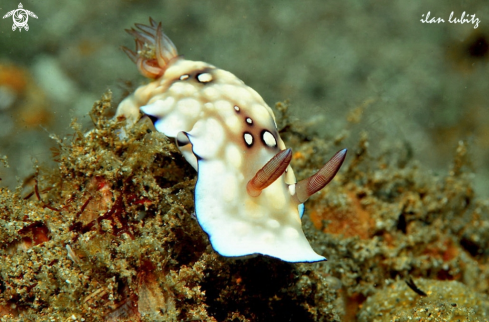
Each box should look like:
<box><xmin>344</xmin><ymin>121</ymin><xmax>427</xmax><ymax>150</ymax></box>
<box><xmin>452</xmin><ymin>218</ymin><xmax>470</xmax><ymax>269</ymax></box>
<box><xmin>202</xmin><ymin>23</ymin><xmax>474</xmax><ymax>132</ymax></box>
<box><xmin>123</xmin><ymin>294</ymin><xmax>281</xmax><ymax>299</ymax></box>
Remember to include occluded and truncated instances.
<box><xmin>0</xmin><ymin>94</ymin><xmax>341</xmax><ymax>321</ymax></box>
<box><xmin>358</xmin><ymin>278</ymin><xmax>489</xmax><ymax>321</ymax></box>
<box><xmin>0</xmin><ymin>96</ymin><xmax>488</xmax><ymax>321</ymax></box>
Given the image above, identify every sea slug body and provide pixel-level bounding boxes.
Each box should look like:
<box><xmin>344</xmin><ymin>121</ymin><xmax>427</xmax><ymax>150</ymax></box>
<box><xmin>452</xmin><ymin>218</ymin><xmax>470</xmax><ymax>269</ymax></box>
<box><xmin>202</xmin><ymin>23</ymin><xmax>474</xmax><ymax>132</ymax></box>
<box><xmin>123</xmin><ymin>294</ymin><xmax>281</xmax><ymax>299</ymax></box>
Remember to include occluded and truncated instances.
<box><xmin>116</xmin><ymin>18</ymin><xmax>347</xmax><ymax>262</ymax></box>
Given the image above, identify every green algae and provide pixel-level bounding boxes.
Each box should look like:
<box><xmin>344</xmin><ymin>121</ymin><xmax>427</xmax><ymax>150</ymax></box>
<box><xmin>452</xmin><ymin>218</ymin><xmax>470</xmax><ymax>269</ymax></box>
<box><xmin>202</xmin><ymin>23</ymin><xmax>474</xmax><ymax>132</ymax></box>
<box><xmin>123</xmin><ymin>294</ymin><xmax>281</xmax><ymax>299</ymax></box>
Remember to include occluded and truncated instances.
<box><xmin>0</xmin><ymin>95</ymin><xmax>488</xmax><ymax>321</ymax></box>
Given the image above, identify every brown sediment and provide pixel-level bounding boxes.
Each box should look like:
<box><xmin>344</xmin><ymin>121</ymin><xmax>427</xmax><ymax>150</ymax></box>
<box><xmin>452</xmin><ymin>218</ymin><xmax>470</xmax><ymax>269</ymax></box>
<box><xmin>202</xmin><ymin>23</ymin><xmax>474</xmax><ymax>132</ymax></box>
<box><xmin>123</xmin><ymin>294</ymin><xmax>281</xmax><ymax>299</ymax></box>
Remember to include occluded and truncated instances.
<box><xmin>0</xmin><ymin>65</ymin><xmax>28</xmax><ymax>93</ymax></box>
<box><xmin>310</xmin><ymin>190</ymin><xmax>374</xmax><ymax>240</ymax></box>
<box><xmin>446</xmin><ymin>29</ymin><xmax>489</xmax><ymax>73</ymax></box>
<box><xmin>0</xmin><ymin>96</ymin><xmax>488</xmax><ymax>321</ymax></box>
<box><xmin>0</xmin><ymin>63</ymin><xmax>52</xmax><ymax>128</ymax></box>
<box><xmin>357</xmin><ymin>278</ymin><xmax>489</xmax><ymax>321</ymax></box>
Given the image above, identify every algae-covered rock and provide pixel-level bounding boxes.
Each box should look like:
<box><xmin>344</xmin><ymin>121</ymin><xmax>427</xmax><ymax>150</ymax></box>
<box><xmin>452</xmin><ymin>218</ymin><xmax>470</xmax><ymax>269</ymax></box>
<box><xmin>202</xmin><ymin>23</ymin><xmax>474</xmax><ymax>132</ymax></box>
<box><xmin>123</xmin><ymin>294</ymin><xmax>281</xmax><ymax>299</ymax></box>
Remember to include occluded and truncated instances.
<box><xmin>358</xmin><ymin>278</ymin><xmax>489</xmax><ymax>322</ymax></box>
<box><xmin>1</xmin><ymin>94</ymin><xmax>489</xmax><ymax>321</ymax></box>
<box><xmin>0</xmin><ymin>94</ymin><xmax>343</xmax><ymax>321</ymax></box>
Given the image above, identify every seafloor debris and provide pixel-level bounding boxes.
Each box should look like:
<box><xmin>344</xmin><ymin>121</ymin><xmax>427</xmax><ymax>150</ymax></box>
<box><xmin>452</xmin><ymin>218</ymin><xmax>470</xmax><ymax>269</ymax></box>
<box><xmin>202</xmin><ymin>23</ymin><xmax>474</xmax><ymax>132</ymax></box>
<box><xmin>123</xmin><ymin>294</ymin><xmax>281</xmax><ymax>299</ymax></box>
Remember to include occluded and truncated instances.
<box><xmin>0</xmin><ymin>94</ymin><xmax>488</xmax><ymax>321</ymax></box>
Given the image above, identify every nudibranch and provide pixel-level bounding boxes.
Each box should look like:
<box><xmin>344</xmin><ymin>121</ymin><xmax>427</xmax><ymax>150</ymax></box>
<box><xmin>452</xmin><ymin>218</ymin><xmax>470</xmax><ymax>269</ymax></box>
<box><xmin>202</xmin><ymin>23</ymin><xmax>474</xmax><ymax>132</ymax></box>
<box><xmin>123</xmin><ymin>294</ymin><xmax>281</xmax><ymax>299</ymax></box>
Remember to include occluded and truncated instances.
<box><xmin>116</xmin><ymin>19</ymin><xmax>347</xmax><ymax>262</ymax></box>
